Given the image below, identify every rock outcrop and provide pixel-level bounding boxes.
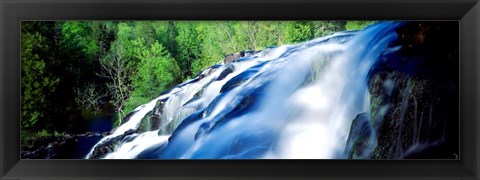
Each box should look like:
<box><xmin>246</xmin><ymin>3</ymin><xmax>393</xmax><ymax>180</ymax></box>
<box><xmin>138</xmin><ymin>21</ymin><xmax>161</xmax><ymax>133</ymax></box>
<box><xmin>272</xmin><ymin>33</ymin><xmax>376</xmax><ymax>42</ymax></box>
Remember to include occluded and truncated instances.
<box><xmin>346</xmin><ymin>21</ymin><xmax>459</xmax><ymax>159</ymax></box>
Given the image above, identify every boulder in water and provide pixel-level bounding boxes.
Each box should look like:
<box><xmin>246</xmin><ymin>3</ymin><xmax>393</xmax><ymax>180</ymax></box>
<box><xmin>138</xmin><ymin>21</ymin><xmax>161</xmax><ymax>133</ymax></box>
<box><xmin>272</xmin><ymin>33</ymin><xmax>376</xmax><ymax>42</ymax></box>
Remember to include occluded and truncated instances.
<box><xmin>217</xmin><ymin>63</ymin><xmax>235</xmax><ymax>81</ymax></box>
<box><xmin>119</xmin><ymin>110</ymin><xmax>139</xmax><ymax>126</ymax></box>
<box><xmin>344</xmin><ymin>112</ymin><xmax>373</xmax><ymax>159</ymax></box>
<box><xmin>138</xmin><ymin>99</ymin><xmax>167</xmax><ymax>133</ymax></box>
<box><xmin>89</xmin><ymin>129</ymin><xmax>138</xmax><ymax>159</ymax></box>
<box><xmin>224</xmin><ymin>51</ymin><xmax>246</xmax><ymax>64</ymax></box>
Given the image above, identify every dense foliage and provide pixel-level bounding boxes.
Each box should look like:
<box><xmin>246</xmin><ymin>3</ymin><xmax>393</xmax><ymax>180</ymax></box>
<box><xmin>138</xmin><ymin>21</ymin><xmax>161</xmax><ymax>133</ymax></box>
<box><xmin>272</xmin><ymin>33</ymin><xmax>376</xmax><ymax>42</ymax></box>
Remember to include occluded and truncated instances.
<box><xmin>20</xmin><ymin>21</ymin><xmax>375</xmax><ymax>149</ymax></box>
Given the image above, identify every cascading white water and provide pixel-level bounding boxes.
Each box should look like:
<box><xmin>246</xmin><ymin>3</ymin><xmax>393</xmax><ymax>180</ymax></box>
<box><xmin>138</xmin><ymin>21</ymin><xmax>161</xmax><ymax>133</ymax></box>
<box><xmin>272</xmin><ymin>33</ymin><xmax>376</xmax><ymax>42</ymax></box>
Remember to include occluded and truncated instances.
<box><xmin>104</xmin><ymin>131</ymin><xmax>170</xmax><ymax>159</ymax></box>
<box><xmin>87</xmin><ymin>21</ymin><xmax>404</xmax><ymax>159</ymax></box>
<box><xmin>269</xmin><ymin>23</ymin><xmax>400</xmax><ymax>159</ymax></box>
<box><xmin>85</xmin><ymin>39</ymin><xmax>291</xmax><ymax>159</ymax></box>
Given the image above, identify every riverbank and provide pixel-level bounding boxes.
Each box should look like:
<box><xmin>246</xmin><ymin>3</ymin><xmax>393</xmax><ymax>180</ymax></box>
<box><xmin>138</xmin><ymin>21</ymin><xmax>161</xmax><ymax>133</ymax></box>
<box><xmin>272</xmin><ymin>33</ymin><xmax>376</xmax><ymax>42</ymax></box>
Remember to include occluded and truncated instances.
<box><xmin>21</xmin><ymin>131</ymin><xmax>111</xmax><ymax>159</ymax></box>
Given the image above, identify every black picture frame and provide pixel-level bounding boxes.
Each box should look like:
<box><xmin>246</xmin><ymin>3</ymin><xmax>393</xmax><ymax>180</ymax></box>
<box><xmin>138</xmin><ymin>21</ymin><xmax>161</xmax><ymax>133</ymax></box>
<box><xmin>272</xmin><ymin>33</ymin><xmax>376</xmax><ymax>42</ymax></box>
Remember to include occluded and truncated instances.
<box><xmin>1</xmin><ymin>0</ymin><xmax>479</xmax><ymax>179</ymax></box>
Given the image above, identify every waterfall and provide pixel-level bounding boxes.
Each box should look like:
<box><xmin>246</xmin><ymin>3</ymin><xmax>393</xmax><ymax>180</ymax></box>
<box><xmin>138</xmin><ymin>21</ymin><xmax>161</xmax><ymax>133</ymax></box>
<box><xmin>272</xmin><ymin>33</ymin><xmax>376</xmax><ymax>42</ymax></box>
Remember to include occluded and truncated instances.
<box><xmin>87</xmin><ymin>21</ymin><xmax>405</xmax><ymax>159</ymax></box>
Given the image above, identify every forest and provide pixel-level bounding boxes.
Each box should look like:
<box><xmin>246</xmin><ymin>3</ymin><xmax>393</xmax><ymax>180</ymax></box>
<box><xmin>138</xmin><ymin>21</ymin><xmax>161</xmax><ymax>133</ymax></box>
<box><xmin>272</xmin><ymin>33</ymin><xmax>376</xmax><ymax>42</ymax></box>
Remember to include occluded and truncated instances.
<box><xmin>21</xmin><ymin>21</ymin><xmax>375</xmax><ymax>152</ymax></box>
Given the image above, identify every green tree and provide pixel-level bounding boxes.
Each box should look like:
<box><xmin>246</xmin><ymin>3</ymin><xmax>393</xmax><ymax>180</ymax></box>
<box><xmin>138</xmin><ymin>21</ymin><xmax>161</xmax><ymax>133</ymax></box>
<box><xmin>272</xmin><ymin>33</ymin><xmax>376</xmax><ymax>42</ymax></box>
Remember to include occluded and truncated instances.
<box><xmin>345</xmin><ymin>21</ymin><xmax>377</xmax><ymax>31</ymax></box>
<box><xmin>91</xmin><ymin>21</ymin><xmax>117</xmax><ymax>60</ymax></box>
<box><xmin>284</xmin><ymin>21</ymin><xmax>314</xmax><ymax>43</ymax></box>
<box><xmin>59</xmin><ymin>22</ymin><xmax>106</xmax><ymax>113</ymax></box>
<box><xmin>60</xmin><ymin>21</ymin><xmax>99</xmax><ymax>60</ymax></box>
<box><xmin>99</xmin><ymin>22</ymin><xmax>184</xmax><ymax>126</ymax></box>
<box><xmin>233</xmin><ymin>21</ymin><xmax>259</xmax><ymax>50</ymax></box>
<box><xmin>21</xmin><ymin>30</ymin><xmax>60</xmax><ymax>130</ymax></box>
<box><xmin>175</xmin><ymin>22</ymin><xmax>202</xmax><ymax>78</ymax></box>
<box><xmin>191</xmin><ymin>22</ymin><xmax>229</xmax><ymax>74</ymax></box>
<box><xmin>255</xmin><ymin>21</ymin><xmax>286</xmax><ymax>47</ymax></box>
<box><xmin>311</xmin><ymin>21</ymin><xmax>347</xmax><ymax>37</ymax></box>
<box><xmin>124</xmin><ymin>41</ymin><xmax>181</xmax><ymax>114</ymax></box>
<box><xmin>98</xmin><ymin>41</ymin><xmax>135</xmax><ymax>124</ymax></box>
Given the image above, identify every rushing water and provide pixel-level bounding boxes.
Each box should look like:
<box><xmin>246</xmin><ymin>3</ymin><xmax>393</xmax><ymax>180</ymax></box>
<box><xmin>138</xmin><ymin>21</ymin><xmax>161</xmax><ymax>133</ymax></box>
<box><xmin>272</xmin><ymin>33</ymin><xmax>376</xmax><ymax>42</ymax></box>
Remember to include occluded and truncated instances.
<box><xmin>86</xmin><ymin>21</ymin><xmax>405</xmax><ymax>159</ymax></box>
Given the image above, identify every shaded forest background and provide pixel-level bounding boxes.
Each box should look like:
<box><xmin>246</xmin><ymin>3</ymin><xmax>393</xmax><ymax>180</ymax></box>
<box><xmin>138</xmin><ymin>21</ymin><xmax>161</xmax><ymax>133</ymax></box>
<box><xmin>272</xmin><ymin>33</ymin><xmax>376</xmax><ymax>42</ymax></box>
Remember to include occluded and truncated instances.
<box><xmin>21</xmin><ymin>21</ymin><xmax>375</xmax><ymax>149</ymax></box>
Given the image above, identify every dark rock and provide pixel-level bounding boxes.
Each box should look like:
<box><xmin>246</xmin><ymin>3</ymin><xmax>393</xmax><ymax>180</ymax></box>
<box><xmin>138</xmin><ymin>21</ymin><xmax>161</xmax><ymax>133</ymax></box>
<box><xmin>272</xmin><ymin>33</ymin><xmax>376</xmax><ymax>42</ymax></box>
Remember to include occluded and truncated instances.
<box><xmin>366</xmin><ymin>22</ymin><xmax>458</xmax><ymax>159</ymax></box>
<box><xmin>102</xmin><ymin>132</ymin><xmax>111</xmax><ymax>137</ymax></box>
<box><xmin>124</xmin><ymin>129</ymin><xmax>138</xmax><ymax>136</ymax></box>
<box><xmin>21</xmin><ymin>133</ymin><xmax>72</xmax><ymax>159</ymax></box>
<box><xmin>137</xmin><ymin>113</ymin><xmax>154</xmax><ymax>133</ymax></box>
<box><xmin>217</xmin><ymin>63</ymin><xmax>235</xmax><ymax>81</ymax></box>
<box><xmin>224</xmin><ymin>51</ymin><xmax>246</xmax><ymax>64</ymax></box>
<box><xmin>138</xmin><ymin>99</ymin><xmax>167</xmax><ymax>133</ymax></box>
<box><xmin>64</xmin><ymin>134</ymin><xmax>74</xmax><ymax>139</ymax></box>
<box><xmin>209</xmin><ymin>87</ymin><xmax>266</xmax><ymax>132</ymax></box>
<box><xmin>151</xmin><ymin>99</ymin><xmax>166</xmax><ymax>128</ymax></box>
<box><xmin>344</xmin><ymin>112</ymin><xmax>373</xmax><ymax>159</ymax></box>
<box><xmin>89</xmin><ymin>129</ymin><xmax>139</xmax><ymax>159</ymax></box>
<box><xmin>22</xmin><ymin>131</ymin><xmax>112</xmax><ymax>159</ymax></box>
<box><xmin>196</xmin><ymin>65</ymin><xmax>221</xmax><ymax>81</ymax></box>
<box><xmin>120</xmin><ymin>110</ymin><xmax>139</xmax><ymax>125</ymax></box>
<box><xmin>195</xmin><ymin>81</ymin><xmax>269</xmax><ymax>140</ymax></box>
<box><xmin>220</xmin><ymin>61</ymin><xmax>268</xmax><ymax>93</ymax></box>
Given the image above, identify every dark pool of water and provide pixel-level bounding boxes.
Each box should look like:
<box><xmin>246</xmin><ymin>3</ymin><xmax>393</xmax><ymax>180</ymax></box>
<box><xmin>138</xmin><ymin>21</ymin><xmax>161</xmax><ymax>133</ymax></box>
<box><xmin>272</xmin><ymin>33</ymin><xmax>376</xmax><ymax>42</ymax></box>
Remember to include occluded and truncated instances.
<box><xmin>55</xmin><ymin>116</ymin><xmax>113</xmax><ymax>159</ymax></box>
